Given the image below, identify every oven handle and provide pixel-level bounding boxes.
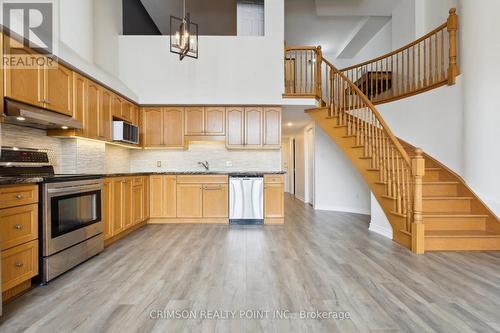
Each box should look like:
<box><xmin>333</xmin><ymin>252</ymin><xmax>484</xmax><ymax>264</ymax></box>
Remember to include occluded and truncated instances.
<box><xmin>47</xmin><ymin>186</ymin><xmax>102</xmax><ymax>195</ymax></box>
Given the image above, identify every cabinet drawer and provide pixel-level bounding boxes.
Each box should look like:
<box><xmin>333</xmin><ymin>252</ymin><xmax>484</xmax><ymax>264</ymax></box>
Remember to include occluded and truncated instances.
<box><xmin>0</xmin><ymin>204</ymin><xmax>38</xmax><ymax>251</ymax></box>
<box><xmin>133</xmin><ymin>177</ymin><xmax>144</xmax><ymax>186</ymax></box>
<box><xmin>177</xmin><ymin>175</ymin><xmax>228</xmax><ymax>184</ymax></box>
<box><xmin>2</xmin><ymin>240</ymin><xmax>39</xmax><ymax>292</ymax></box>
<box><xmin>264</xmin><ymin>175</ymin><xmax>284</xmax><ymax>184</ymax></box>
<box><xmin>0</xmin><ymin>185</ymin><xmax>38</xmax><ymax>209</ymax></box>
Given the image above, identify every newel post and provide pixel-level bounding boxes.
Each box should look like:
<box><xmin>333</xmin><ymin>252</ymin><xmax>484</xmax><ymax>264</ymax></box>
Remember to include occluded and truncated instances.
<box><xmin>447</xmin><ymin>8</ymin><xmax>458</xmax><ymax>85</ymax></box>
<box><xmin>316</xmin><ymin>46</ymin><xmax>323</xmax><ymax>103</ymax></box>
<box><xmin>411</xmin><ymin>148</ymin><xmax>425</xmax><ymax>254</ymax></box>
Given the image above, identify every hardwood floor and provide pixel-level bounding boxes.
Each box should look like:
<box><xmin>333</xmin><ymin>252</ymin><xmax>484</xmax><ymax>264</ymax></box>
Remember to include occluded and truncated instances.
<box><xmin>1</xmin><ymin>195</ymin><xmax>500</xmax><ymax>332</ymax></box>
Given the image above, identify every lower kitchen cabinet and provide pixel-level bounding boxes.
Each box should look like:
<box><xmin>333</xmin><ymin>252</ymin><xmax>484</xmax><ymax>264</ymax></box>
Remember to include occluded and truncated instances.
<box><xmin>264</xmin><ymin>175</ymin><xmax>285</xmax><ymax>224</ymax></box>
<box><xmin>0</xmin><ymin>184</ymin><xmax>40</xmax><ymax>301</ymax></box>
<box><xmin>202</xmin><ymin>184</ymin><xmax>229</xmax><ymax>218</ymax></box>
<box><xmin>177</xmin><ymin>183</ymin><xmax>203</xmax><ymax>218</ymax></box>
<box><xmin>104</xmin><ymin>177</ymin><xmax>148</xmax><ymax>245</ymax></box>
<box><xmin>150</xmin><ymin>175</ymin><xmax>177</xmax><ymax>218</ymax></box>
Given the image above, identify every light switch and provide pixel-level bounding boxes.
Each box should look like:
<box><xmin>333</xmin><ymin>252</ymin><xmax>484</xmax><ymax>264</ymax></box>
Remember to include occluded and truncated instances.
<box><xmin>157</xmin><ymin>161</ymin><xmax>162</xmax><ymax>168</ymax></box>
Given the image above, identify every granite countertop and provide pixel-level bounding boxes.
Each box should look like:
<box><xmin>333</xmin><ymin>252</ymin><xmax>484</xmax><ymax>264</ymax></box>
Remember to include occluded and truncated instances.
<box><xmin>0</xmin><ymin>172</ymin><xmax>286</xmax><ymax>186</ymax></box>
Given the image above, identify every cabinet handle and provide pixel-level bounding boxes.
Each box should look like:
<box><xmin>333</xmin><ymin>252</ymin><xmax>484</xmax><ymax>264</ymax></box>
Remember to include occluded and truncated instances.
<box><xmin>203</xmin><ymin>185</ymin><xmax>222</xmax><ymax>190</ymax></box>
<box><xmin>15</xmin><ymin>194</ymin><xmax>23</xmax><ymax>199</ymax></box>
<box><xmin>14</xmin><ymin>224</ymin><xmax>23</xmax><ymax>230</ymax></box>
<box><xmin>15</xmin><ymin>261</ymin><xmax>24</xmax><ymax>268</ymax></box>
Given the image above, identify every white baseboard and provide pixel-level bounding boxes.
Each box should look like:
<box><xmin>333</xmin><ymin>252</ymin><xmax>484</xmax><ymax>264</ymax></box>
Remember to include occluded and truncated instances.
<box><xmin>295</xmin><ymin>195</ymin><xmax>306</xmax><ymax>203</ymax></box>
<box><xmin>313</xmin><ymin>204</ymin><xmax>370</xmax><ymax>215</ymax></box>
<box><xmin>369</xmin><ymin>220</ymin><xmax>393</xmax><ymax>239</ymax></box>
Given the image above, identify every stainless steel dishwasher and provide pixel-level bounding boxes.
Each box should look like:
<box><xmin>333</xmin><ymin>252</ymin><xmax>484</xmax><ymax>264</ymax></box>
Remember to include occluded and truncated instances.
<box><xmin>229</xmin><ymin>176</ymin><xmax>264</xmax><ymax>225</ymax></box>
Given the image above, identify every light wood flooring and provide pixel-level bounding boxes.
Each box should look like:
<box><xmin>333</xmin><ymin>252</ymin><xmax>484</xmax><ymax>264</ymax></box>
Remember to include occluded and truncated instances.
<box><xmin>1</xmin><ymin>195</ymin><xmax>500</xmax><ymax>332</ymax></box>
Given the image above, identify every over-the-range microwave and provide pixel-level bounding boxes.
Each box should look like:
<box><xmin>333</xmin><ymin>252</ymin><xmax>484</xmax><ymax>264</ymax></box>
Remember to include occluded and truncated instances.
<box><xmin>113</xmin><ymin>121</ymin><xmax>139</xmax><ymax>144</ymax></box>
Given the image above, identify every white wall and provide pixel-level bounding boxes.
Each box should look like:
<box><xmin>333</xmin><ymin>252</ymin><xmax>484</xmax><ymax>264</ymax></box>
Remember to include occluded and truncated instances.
<box><xmin>369</xmin><ymin>194</ymin><xmax>393</xmax><ymax>238</ymax></box>
<box><xmin>294</xmin><ymin>131</ymin><xmax>306</xmax><ymax>201</ymax></box>
<box><xmin>391</xmin><ymin>0</ymin><xmax>416</xmax><ymax>50</ymax></box>
<box><xmin>118</xmin><ymin>0</ymin><xmax>284</xmax><ymax>104</ymax></box>
<box><xmin>60</xmin><ymin>0</ymin><xmax>94</xmax><ymax>62</ymax></box>
<box><xmin>415</xmin><ymin>0</ymin><xmax>458</xmax><ymax>37</ymax></box>
<box><xmin>94</xmin><ymin>0</ymin><xmax>122</xmax><ymax>77</ymax></box>
<box><xmin>314</xmin><ymin>125</ymin><xmax>370</xmax><ymax>214</ymax></box>
<box><xmin>460</xmin><ymin>0</ymin><xmax>500</xmax><ymax>217</ymax></box>
<box><xmin>334</xmin><ymin>20</ymin><xmax>392</xmax><ymax>69</ymax></box>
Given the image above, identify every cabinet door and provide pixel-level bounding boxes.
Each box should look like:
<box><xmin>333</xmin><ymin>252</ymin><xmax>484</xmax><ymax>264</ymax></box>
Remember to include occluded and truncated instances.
<box><xmin>132</xmin><ymin>185</ymin><xmax>144</xmax><ymax>225</ymax></box>
<box><xmin>45</xmin><ymin>64</ymin><xmax>73</xmax><ymax>116</ymax></box>
<box><xmin>112</xmin><ymin>95</ymin><xmax>122</xmax><ymax>119</ymax></box>
<box><xmin>103</xmin><ymin>179</ymin><xmax>113</xmax><ymax>240</ymax></box>
<box><xmin>203</xmin><ymin>184</ymin><xmax>228</xmax><ymax>218</ymax></box>
<box><xmin>163</xmin><ymin>107</ymin><xmax>185</xmax><ymax>147</ymax></box>
<box><xmin>226</xmin><ymin>107</ymin><xmax>244</xmax><ymax>148</ymax></box>
<box><xmin>122</xmin><ymin>178</ymin><xmax>133</xmax><ymax>230</ymax></box>
<box><xmin>185</xmin><ymin>107</ymin><xmax>204</xmax><ymax>135</ymax></box>
<box><xmin>264</xmin><ymin>183</ymin><xmax>284</xmax><ymax>219</ymax></box>
<box><xmin>263</xmin><ymin>107</ymin><xmax>282</xmax><ymax>148</ymax></box>
<box><xmin>177</xmin><ymin>184</ymin><xmax>203</xmax><ymax>218</ymax></box>
<box><xmin>143</xmin><ymin>176</ymin><xmax>150</xmax><ymax>220</ymax></box>
<box><xmin>111</xmin><ymin>178</ymin><xmax>124</xmax><ymax>235</ymax></box>
<box><xmin>4</xmin><ymin>37</ymin><xmax>44</xmax><ymax>107</ymax></box>
<box><xmin>245</xmin><ymin>107</ymin><xmax>263</xmax><ymax>147</ymax></box>
<box><xmin>132</xmin><ymin>105</ymin><xmax>140</xmax><ymax>126</ymax></box>
<box><xmin>205</xmin><ymin>107</ymin><xmax>225</xmax><ymax>136</ymax></box>
<box><xmin>150</xmin><ymin>175</ymin><xmax>164</xmax><ymax>218</ymax></box>
<box><xmin>142</xmin><ymin>108</ymin><xmax>163</xmax><ymax>147</ymax></box>
<box><xmin>163</xmin><ymin>176</ymin><xmax>177</xmax><ymax>218</ymax></box>
<box><xmin>86</xmin><ymin>81</ymin><xmax>100</xmax><ymax>139</ymax></box>
<box><xmin>121</xmin><ymin>101</ymin><xmax>132</xmax><ymax>122</ymax></box>
<box><xmin>100</xmin><ymin>89</ymin><xmax>113</xmax><ymax>141</ymax></box>
<box><xmin>73</xmin><ymin>73</ymin><xmax>87</xmax><ymax>136</ymax></box>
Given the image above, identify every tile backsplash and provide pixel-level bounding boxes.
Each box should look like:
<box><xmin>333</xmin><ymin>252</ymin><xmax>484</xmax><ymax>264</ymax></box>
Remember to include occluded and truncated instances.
<box><xmin>1</xmin><ymin>124</ymin><xmax>281</xmax><ymax>174</ymax></box>
<box><xmin>130</xmin><ymin>142</ymin><xmax>281</xmax><ymax>172</ymax></box>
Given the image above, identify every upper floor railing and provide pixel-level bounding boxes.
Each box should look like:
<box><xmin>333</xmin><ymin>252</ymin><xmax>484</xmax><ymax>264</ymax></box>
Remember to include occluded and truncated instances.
<box><xmin>338</xmin><ymin>8</ymin><xmax>458</xmax><ymax>105</ymax></box>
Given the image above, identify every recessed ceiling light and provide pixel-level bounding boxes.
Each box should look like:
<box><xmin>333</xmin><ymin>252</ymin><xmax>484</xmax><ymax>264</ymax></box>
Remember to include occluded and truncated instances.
<box><xmin>287</xmin><ymin>122</ymin><xmax>293</xmax><ymax>127</ymax></box>
<box><xmin>16</xmin><ymin>116</ymin><xmax>26</xmax><ymax>121</ymax></box>
<box><xmin>61</xmin><ymin>126</ymin><xmax>69</xmax><ymax>130</ymax></box>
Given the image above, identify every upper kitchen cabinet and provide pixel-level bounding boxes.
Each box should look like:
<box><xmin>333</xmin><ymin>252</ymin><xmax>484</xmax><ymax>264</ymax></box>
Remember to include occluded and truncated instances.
<box><xmin>112</xmin><ymin>95</ymin><xmax>123</xmax><ymax>120</ymax></box>
<box><xmin>86</xmin><ymin>80</ymin><xmax>100</xmax><ymax>139</ymax></box>
<box><xmin>142</xmin><ymin>107</ymin><xmax>163</xmax><ymax>147</ymax></box>
<box><xmin>131</xmin><ymin>105</ymin><xmax>140</xmax><ymax>126</ymax></box>
<box><xmin>100</xmin><ymin>89</ymin><xmax>113</xmax><ymax>141</ymax></box>
<box><xmin>205</xmin><ymin>107</ymin><xmax>225</xmax><ymax>136</ymax></box>
<box><xmin>73</xmin><ymin>73</ymin><xmax>87</xmax><ymax>137</ymax></box>
<box><xmin>244</xmin><ymin>107</ymin><xmax>263</xmax><ymax>148</ymax></box>
<box><xmin>121</xmin><ymin>100</ymin><xmax>133</xmax><ymax>123</ymax></box>
<box><xmin>163</xmin><ymin>107</ymin><xmax>185</xmax><ymax>148</ymax></box>
<box><xmin>226</xmin><ymin>107</ymin><xmax>245</xmax><ymax>148</ymax></box>
<box><xmin>185</xmin><ymin>107</ymin><xmax>205</xmax><ymax>136</ymax></box>
<box><xmin>4</xmin><ymin>37</ymin><xmax>44</xmax><ymax>108</ymax></box>
<box><xmin>44</xmin><ymin>64</ymin><xmax>73</xmax><ymax>116</ymax></box>
<box><xmin>263</xmin><ymin>107</ymin><xmax>282</xmax><ymax>148</ymax></box>
<box><xmin>185</xmin><ymin>107</ymin><xmax>225</xmax><ymax>136</ymax></box>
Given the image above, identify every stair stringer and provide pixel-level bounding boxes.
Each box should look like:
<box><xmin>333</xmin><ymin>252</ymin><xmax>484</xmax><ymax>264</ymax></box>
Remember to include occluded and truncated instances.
<box><xmin>307</xmin><ymin>107</ymin><xmax>412</xmax><ymax>250</ymax></box>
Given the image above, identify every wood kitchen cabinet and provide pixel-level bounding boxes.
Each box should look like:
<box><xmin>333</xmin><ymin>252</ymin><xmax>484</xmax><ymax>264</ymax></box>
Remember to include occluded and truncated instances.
<box><xmin>245</xmin><ymin>107</ymin><xmax>263</xmax><ymax>147</ymax></box>
<box><xmin>150</xmin><ymin>175</ymin><xmax>177</xmax><ymax>218</ymax></box>
<box><xmin>4</xmin><ymin>36</ymin><xmax>73</xmax><ymax>116</ymax></box>
<box><xmin>185</xmin><ymin>106</ymin><xmax>225</xmax><ymax>136</ymax></box>
<box><xmin>111</xmin><ymin>178</ymin><xmax>125</xmax><ymax>235</ymax></box>
<box><xmin>100</xmin><ymin>89</ymin><xmax>113</xmax><ymax>141</ymax></box>
<box><xmin>103</xmin><ymin>179</ymin><xmax>113</xmax><ymax>240</ymax></box>
<box><xmin>141</xmin><ymin>107</ymin><xmax>185</xmax><ymax>148</ymax></box>
<box><xmin>132</xmin><ymin>178</ymin><xmax>144</xmax><ymax>225</ymax></box>
<box><xmin>73</xmin><ymin>73</ymin><xmax>87</xmax><ymax>137</ymax></box>
<box><xmin>86</xmin><ymin>80</ymin><xmax>100</xmax><ymax>139</ymax></box>
<box><xmin>122</xmin><ymin>178</ymin><xmax>133</xmax><ymax>230</ymax></box>
<box><xmin>202</xmin><ymin>184</ymin><xmax>228</xmax><ymax>218</ymax></box>
<box><xmin>263</xmin><ymin>107</ymin><xmax>282</xmax><ymax>148</ymax></box>
<box><xmin>121</xmin><ymin>101</ymin><xmax>132</xmax><ymax>122</ymax></box>
<box><xmin>177</xmin><ymin>183</ymin><xmax>203</xmax><ymax>218</ymax></box>
<box><xmin>226</xmin><ymin>107</ymin><xmax>245</xmax><ymax>148</ymax></box>
<box><xmin>112</xmin><ymin>95</ymin><xmax>123</xmax><ymax>120</ymax></box>
<box><xmin>264</xmin><ymin>175</ymin><xmax>285</xmax><ymax>224</ymax></box>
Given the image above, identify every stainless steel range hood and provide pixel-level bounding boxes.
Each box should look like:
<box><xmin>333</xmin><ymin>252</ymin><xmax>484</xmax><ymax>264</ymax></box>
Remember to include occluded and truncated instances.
<box><xmin>3</xmin><ymin>99</ymin><xmax>83</xmax><ymax>130</ymax></box>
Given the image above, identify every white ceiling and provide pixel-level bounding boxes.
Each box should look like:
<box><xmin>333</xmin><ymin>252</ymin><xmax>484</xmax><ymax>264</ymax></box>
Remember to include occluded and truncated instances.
<box><xmin>282</xmin><ymin>105</ymin><xmax>314</xmax><ymax>136</ymax></box>
<box><xmin>314</xmin><ymin>0</ymin><xmax>400</xmax><ymax>17</ymax></box>
<box><xmin>285</xmin><ymin>0</ymin><xmax>393</xmax><ymax>59</ymax></box>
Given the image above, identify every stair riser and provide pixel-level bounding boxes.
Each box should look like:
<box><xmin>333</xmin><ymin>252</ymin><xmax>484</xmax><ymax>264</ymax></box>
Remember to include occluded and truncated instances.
<box><xmin>423</xmin><ymin>171</ymin><xmax>441</xmax><ymax>182</ymax></box>
<box><xmin>423</xmin><ymin>199</ymin><xmax>471</xmax><ymax>213</ymax></box>
<box><xmin>425</xmin><ymin>237</ymin><xmax>500</xmax><ymax>251</ymax></box>
<box><xmin>423</xmin><ymin>184</ymin><xmax>458</xmax><ymax>197</ymax></box>
<box><xmin>424</xmin><ymin>217</ymin><xmax>487</xmax><ymax>231</ymax></box>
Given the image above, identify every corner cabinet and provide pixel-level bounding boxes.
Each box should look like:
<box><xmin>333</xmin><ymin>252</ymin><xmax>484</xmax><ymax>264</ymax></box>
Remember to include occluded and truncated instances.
<box><xmin>226</xmin><ymin>107</ymin><xmax>281</xmax><ymax>150</ymax></box>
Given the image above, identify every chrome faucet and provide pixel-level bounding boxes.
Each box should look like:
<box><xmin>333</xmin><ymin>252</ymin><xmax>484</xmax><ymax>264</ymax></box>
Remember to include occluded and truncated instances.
<box><xmin>198</xmin><ymin>161</ymin><xmax>210</xmax><ymax>171</ymax></box>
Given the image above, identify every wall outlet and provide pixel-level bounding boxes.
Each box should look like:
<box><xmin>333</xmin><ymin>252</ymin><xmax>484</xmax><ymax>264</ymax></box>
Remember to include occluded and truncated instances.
<box><xmin>157</xmin><ymin>161</ymin><xmax>162</xmax><ymax>168</ymax></box>
<box><xmin>225</xmin><ymin>161</ymin><xmax>233</xmax><ymax>167</ymax></box>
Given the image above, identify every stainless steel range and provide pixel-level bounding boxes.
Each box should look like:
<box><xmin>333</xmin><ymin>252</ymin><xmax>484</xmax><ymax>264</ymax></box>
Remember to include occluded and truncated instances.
<box><xmin>0</xmin><ymin>146</ymin><xmax>104</xmax><ymax>284</ymax></box>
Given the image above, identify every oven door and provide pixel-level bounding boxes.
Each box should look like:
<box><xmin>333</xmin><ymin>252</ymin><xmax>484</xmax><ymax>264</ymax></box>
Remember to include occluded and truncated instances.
<box><xmin>43</xmin><ymin>179</ymin><xmax>103</xmax><ymax>256</ymax></box>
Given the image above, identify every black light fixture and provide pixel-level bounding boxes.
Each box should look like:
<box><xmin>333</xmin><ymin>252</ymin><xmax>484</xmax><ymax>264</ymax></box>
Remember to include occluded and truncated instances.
<box><xmin>170</xmin><ymin>0</ymin><xmax>199</xmax><ymax>60</ymax></box>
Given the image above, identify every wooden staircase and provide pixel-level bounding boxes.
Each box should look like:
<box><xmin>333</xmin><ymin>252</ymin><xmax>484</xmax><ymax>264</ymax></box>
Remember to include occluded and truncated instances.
<box><xmin>285</xmin><ymin>36</ymin><xmax>500</xmax><ymax>252</ymax></box>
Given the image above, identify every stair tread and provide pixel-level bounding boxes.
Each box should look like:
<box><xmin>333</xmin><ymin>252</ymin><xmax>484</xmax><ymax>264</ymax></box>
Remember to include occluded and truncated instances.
<box><xmin>426</xmin><ymin>230</ymin><xmax>500</xmax><ymax>238</ymax></box>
